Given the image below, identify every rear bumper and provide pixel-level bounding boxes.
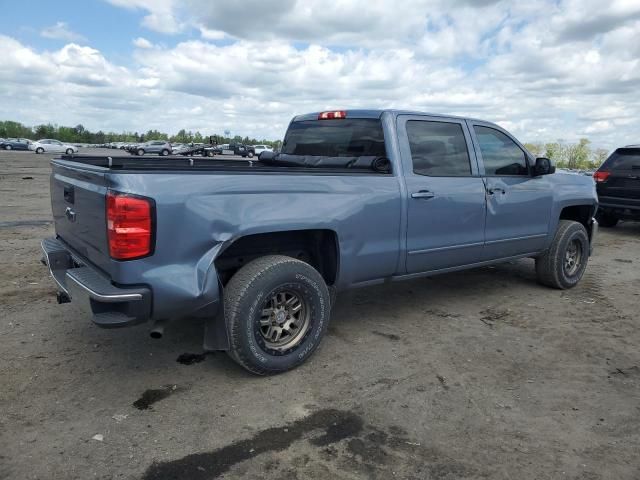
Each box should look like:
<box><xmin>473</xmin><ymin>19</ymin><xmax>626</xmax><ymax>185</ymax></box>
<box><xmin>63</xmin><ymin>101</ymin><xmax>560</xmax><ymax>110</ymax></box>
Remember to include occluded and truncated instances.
<box><xmin>41</xmin><ymin>237</ymin><xmax>152</xmax><ymax>328</ymax></box>
<box><xmin>598</xmin><ymin>196</ymin><xmax>640</xmax><ymax>218</ymax></box>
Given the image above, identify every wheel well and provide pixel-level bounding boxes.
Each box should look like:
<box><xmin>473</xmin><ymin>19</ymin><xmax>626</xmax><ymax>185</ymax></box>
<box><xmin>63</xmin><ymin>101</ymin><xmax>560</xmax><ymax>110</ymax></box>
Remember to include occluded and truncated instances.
<box><xmin>559</xmin><ymin>205</ymin><xmax>592</xmax><ymax>230</ymax></box>
<box><xmin>215</xmin><ymin>229</ymin><xmax>339</xmax><ymax>287</ymax></box>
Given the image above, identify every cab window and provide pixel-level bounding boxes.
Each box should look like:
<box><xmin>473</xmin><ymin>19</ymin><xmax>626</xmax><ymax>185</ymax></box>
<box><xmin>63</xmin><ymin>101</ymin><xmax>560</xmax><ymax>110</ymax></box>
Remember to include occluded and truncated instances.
<box><xmin>474</xmin><ymin>126</ymin><xmax>528</xmax><ymax>176</ymax></box>
<box><xmin>407</xmin><ymin>120</ymin><xmax>472</xmax><ymax>176</ymax></box>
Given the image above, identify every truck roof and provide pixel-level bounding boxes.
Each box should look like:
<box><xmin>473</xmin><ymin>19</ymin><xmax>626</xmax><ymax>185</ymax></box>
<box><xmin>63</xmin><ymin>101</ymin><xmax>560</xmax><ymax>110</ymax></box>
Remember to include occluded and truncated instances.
<box><xmin>292</xmin><ymin>109</ymin><xmax>486</xmax><ymax>123</ymax></box>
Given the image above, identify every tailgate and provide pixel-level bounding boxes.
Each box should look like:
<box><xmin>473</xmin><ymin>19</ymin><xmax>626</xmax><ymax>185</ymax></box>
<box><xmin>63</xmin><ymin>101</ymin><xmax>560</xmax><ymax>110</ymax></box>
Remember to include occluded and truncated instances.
<box><xmin>602</xmin><ymin>171</ymin><xmax>640</xmax><ymax>199</ymax></box>
<box><xmin>50</xmin><ymin>161</ymin><xmax>112</xmax><ymax>275</ymax></box>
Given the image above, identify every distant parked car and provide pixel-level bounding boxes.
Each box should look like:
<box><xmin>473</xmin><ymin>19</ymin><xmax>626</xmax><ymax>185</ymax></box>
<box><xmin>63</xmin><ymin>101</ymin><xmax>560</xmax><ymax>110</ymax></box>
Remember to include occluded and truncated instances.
<box><xmin>213</xmin><ymin>143</ymin><xmax>255</xmax><ymax>158</ymax></box>
<box><xmin>594</xmin><ymin>145</ymin><xmax>640</xmax><ymax>227</ymax></box>
<box><xmin>130</xmin><ymin>141</ymin><xmax>172</xmax><ymax>156</ymax></box>
<box><xmin>30</xmin><ymin>139</ymin><xmax>79</xmax><ymax>154</ymax></box>
<box><xmin>1</xmin><ymin>138</ymin><xmax>32</xmax><ymax>151</ymax></box>
<box><xmin>253</xmin><ymin>145</ymin><xmax>273</xmax><ymax>156</ymax></box>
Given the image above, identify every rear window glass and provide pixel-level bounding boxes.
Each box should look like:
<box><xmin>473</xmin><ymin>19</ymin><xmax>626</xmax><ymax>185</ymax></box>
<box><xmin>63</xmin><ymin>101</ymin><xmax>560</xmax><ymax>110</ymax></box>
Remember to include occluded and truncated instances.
<box><xmin>282</xmin><ymin>119</ymin><xmax>386</xmax><ymax>157</ymax></box>
<box><xmin>604</xmin><ymin>149</ymin><xmax>640</xmax><ymax>170</ymax></box>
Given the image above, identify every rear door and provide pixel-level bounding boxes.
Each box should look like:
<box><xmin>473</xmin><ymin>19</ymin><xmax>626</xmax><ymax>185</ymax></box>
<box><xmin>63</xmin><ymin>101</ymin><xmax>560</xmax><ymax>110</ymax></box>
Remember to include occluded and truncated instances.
<box><xmin>468</xmin><ymin>121</ymin><xmax>553</xmax><ymax>259</ymax></box>
<box><xmin>51</xmin><ymin>140</ymin><xmax>65</xmax><ymax>152</ymax></box>
<box><xmin>398</xmin><ymin>115</ymin><xmax>486</xmax><ymax>273</ymax></box>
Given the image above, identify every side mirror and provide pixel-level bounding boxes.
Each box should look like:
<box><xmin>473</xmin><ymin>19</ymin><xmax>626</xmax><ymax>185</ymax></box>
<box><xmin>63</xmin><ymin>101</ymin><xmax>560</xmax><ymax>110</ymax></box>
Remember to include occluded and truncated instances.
<box><xmin>259</xmin><ymin>151</ymin><xmax>276</xmax><ymax>162</ymax></box>
<box><xmin>534</xmin><ymin>157</ymin><xmax>556</xmax><ymax>176</ymax></box>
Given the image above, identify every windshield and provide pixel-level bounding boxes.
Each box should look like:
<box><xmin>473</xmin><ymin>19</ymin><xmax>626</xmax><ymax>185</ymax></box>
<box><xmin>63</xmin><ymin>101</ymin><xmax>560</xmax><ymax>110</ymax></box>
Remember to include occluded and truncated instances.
<box><xmin>282</xmin><ymin>119</ymin><xmax>386</xmax><ymax>157</ymax></box>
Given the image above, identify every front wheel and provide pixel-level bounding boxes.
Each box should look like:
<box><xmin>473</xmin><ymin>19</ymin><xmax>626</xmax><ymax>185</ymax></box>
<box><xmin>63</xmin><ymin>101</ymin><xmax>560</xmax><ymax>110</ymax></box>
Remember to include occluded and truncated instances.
<box><xmin>160</xmin><ymin>149</ymin><xmax>169</xmax><ymax>156</ymax></box>
<box><xmin>5</xmin><ymin>145</ymin><xmax>12</xmax><ymax>150</ymax></box>
<box><xmin>247</xmin><ymin>151</ymin><xmax>254</xmax><ymax>158</ymax></box>
<box><xmin>224</xmin><ymin>255</ymin><xmax>331</xmax><ymax>375</ymax></box>
<box><xmin>36</xmin><ymin>147</ymin><xmax>44</xmax><ymax>154</ymax></box>
<box><xmin>65</xmin><ymin>148</ymin><xmax>73</xmax><ymax>155</ymax></box>
<box><xmin>535</xmin><ymin>220</ymin><xmax>589</xmax><ymax>289</ymax></box>
<box><xmin>137</xmin><ymin>148</ymin><xmax>144</xmax><ymax>156</ymax></box>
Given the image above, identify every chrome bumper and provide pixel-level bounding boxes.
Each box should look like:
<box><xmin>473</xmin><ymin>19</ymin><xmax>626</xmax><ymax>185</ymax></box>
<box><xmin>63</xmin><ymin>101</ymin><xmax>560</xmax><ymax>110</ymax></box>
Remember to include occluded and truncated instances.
<box><xmin>589</xmin><ymin>217</ymin><xmax>598</xmax><ymax>256</ymax></box>
<box><xmin>41</xmin><ymin>237</ymin><xmax>151</xmax><ymax>328</ymax></box>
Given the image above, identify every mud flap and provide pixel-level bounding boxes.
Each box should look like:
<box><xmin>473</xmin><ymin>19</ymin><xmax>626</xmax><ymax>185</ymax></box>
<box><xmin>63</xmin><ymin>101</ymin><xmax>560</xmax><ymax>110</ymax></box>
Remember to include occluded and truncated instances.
<box><xmin>203</xmin><ymin>304</ymin><xmax>230</xmax><ymax>351</ymax></box>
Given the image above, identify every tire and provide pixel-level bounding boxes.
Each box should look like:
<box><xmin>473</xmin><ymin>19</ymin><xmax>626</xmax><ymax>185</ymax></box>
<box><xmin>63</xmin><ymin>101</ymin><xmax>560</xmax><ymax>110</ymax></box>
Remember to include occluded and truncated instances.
<box><xmin>160</xmin><ymin>149</ymin><xmax>169</xmax><ymax>156</ymax></box>
<box><xmin>596</xmin><ymin>211</ymin><xmax>618</xmax><ymax>228</ymax></box>
<box><xmin>137</xmin><ymin>149</ymin><xmax>145</xmax><ymax>156</ymax></box>
<box><xmin>206</xmin><ymin>150</ymin><xmax>215</xmax><ymax>157</ymax></box>
<box><xmin>247</xmin><ymin>151</ymin><xmax>254</xmax><ymax>158</ymax></box>
<box><xmin>65</xmin><ymin>148</ymin><xmax>73</xmax><ymax>155</ymax></box>
<box><xmin>36</xmin><ymin>147</ymin><xmax>44</xmax><ymax>154</ymax></box>
<box><xmin>535</xmin><ymin>220</ymin><xmax>590</xmax><ymax>289</ymax></box>
<box><xmin>224</xmin><ymin>255</ymin><xmax>331</xmax><ymax>375</ymax></box>
<box><xmin>5</xmin><ymin>145</ymin><xmax>12</xmax><ymax>150</ymax></box>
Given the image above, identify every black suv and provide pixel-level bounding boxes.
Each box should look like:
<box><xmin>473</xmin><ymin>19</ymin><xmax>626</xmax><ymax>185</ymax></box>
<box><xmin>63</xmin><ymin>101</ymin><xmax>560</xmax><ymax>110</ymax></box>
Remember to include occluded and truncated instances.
<box><xmin>594</xmin><ymin>145</ymin><xmax>640</xmax><ymax>227</ymax></box>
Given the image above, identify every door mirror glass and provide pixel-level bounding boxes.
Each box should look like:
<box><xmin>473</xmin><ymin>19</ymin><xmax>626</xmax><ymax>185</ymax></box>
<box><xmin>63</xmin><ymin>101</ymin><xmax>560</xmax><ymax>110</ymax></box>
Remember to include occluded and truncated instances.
<box><xmin>534</xmin><ymin>157</ymin><xmax>556</xmax><ymax>176</ymax></box>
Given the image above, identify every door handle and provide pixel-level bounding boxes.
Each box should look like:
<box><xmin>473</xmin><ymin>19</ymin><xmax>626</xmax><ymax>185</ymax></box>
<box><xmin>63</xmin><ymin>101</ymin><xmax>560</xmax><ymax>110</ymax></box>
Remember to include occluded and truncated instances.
<box><xmin>411</xmin><ymin>191</ymin><xmax>435</xmax><ymax>199</ymax></box>
<box><xmin>487</xmin><ymin>187</ymin><xmax>506</xmax><ymax>195</ymax></box>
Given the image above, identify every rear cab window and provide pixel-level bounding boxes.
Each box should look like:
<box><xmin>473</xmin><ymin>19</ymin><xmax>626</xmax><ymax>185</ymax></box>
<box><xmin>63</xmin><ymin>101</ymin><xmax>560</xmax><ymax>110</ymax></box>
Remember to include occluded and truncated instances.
<box><xmin>282</xmin><ymin>118</ymin><xmax>387</xmax><ymax>158</ymax></box>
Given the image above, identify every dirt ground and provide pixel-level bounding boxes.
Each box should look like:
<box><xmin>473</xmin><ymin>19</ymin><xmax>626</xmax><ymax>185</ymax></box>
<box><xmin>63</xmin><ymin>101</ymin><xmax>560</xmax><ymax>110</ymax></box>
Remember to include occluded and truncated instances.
<box><xmin>1</xmin><ymin>149</ymin><xmax>639</xmax><ymax>480</ymax></box>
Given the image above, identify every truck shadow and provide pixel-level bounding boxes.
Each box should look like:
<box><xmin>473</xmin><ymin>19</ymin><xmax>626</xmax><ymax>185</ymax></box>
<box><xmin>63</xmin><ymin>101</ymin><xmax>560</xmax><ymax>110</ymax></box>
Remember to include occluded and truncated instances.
<box><xmin>599</xmin><ymin>220</ymin><xmax>640</xmax><ymax>239</ymax></box>
<box><xmin>46</xmin><ymin>257</ymin><xmax>540</xmax><ymax>378</ymax></box>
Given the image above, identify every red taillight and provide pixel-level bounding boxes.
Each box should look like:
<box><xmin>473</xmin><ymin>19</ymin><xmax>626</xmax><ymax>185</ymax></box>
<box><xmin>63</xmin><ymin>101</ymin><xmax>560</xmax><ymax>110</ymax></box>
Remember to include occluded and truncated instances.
<box><xmin>106</xmin><ymin>192</ymin><xmax>154</xmax><ymax>260</ymax></box>
<box><xmin>593</xmin><ymin>171</ymin><xmax>610</xmax><ymax>183</ymax></box>
<box><xmin>318</xmin><ymin>110</ymin><xmax>347</xmax><ymax>120</ymax></box>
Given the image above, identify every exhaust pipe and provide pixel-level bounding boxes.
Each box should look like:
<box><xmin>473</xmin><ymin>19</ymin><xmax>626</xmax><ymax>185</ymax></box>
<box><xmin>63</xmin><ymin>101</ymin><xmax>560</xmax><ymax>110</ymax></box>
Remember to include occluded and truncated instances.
<box><xmin>57</xmin><ymin>292</ymin><xmax>71</xmax><ymax>304</ymax></box>
<box><xmin>150</xmin><ymin>322</ymin><xmax>165</xmax><ymax>339</ymax></box>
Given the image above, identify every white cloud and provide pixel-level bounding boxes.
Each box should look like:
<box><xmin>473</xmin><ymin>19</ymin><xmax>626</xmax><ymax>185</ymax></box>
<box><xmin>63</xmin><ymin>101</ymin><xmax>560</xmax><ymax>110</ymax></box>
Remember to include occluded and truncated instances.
<box><xmin>106</xmin><ymin>0</ymin><xmax>183</xmax><ymax>34</ymax></box>
<box><xmin>198</xmin><ymin>27</ymin><xmax>225</xmax><ymax>40</ymax></box>
<box><xmin>40</xmin><ymin>22</ymin><xmax>86</xmax><ymax>42</ymax></box>
<box><xmin>2</xmin><ymin>1</ymin><xmax>640</xmax><ymax>149</ymax></box>
<box><xmin>132</xmin><ymin>37</ymin><xmax>153</xmax><ymax>49</ymax></box>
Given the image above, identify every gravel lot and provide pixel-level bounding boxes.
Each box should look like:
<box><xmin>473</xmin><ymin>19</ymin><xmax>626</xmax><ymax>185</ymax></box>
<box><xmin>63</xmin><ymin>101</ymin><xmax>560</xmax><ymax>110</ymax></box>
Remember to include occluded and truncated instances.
<box><xmin>1</xmin><ymin>149</ymin><xmax>639</xmax><ymax>480</ymax></box>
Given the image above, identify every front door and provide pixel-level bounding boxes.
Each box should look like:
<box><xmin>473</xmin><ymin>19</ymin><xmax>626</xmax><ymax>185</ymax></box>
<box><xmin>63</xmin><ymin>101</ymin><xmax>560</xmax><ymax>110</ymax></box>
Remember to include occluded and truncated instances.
<box><xmin>468</xmin><ymin>122</ymin><xmax>553</xmax><ymax>259</ymax></box>
<box><xmin>398</xmin><ymin>115</ymin><xmax>487</xmax><ymax>274</ymax></box>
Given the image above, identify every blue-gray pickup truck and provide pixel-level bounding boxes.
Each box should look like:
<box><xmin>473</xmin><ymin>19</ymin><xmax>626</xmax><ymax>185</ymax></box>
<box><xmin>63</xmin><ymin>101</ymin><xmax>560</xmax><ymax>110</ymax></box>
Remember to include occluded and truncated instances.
<box><xmin>42</xmin><ymin>110</ymin><xmax>598</xmax><ymax>374</ymax></box>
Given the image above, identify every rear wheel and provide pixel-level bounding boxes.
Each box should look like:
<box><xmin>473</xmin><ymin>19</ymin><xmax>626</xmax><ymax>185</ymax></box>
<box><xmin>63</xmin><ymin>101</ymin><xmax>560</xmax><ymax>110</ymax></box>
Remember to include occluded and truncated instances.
<box><xmin>36</xmin><ymin>147</ymin><xmax>44</xmax><ymax>154</ymax></box>
<box><xmin>224</xmin><ymin>255</ymin><xmax>331</xmax><ymax>375</ymax></box>
<box><xmin>206</xmin><ymin>150</ymin><xmax>215</xmax><ymax>157</ymax></box>
<box><xmin>65</xmin><ymin>148</ymin><xmax>73</xmax><ymax>155</ymax></box>
<box><xmin>5</xmin><ymin>145</ymin><xmax>12</xmax><ymax>150</ymax></box>
<box><xmin>535</xmin><ymin>220</ymin><xmax>589</xmax><ymax>289</ymax></box>
<box><xmin>160</xmin><ymin>149</ymin><xmax>170</xmax><ymax>156</ymax></box>
<box><xmin>137</xmin><ymin>148</ymin><xmax>145</xmax><ymax>156</ymax></box>
<box><xmin>596</xmin><ymin>211</ymin><xmax>618</xmax><ymax>228</ymax></box>
<box><xmin>247</xmin><ymin>151</ymin><xmax>254</xmax><ymax>158</ymax></box>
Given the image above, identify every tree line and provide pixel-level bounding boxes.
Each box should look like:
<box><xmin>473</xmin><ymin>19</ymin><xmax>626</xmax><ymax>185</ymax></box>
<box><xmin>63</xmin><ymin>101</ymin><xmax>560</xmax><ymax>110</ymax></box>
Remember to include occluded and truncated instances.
<box><xmin>523</xmin><ymin>139</ymin><xmax>608</xmax><ymax>170</ymax></box>
<box><xmin>1</xmin><ymin>119</ymin><xmax>610</xmax><ymax>168</ymax></box>
<box><xmin>0</xmin><ymin>120</ymin><xmax>281</xmax><ymax>148</ymax></box>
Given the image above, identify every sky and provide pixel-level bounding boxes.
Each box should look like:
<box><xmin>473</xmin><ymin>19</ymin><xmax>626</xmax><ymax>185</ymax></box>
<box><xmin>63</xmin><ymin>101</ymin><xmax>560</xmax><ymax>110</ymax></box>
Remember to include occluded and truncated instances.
<box><xmin>0</xmin><ymin>0</ymin><xmax>638</xmax><ymax>148</ymax></box>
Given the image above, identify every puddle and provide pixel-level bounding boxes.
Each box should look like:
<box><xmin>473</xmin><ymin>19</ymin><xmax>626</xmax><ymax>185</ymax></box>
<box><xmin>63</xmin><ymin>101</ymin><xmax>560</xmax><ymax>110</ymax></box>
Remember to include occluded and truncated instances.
<box><xmin>176</xmin><ymin>353</ymin><xmax>207</xmax><ymax>365</ymax></box>
<box><xmin>133</xmin><ymin>385</ymin><xmax>179</xmax><ymax>410</ymax></box>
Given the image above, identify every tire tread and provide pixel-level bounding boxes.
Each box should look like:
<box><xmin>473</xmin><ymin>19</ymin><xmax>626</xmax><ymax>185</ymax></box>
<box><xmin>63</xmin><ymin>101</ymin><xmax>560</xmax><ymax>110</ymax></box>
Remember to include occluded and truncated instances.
<box><xmin>224</xmin><ymin>255</ymin><xmax>328</xmax><ymax>375</ymax></box>
<box><xmin>535</xmin><ymin>220</ymin><xmax>588</xmax><ymax>289</ymax></box>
